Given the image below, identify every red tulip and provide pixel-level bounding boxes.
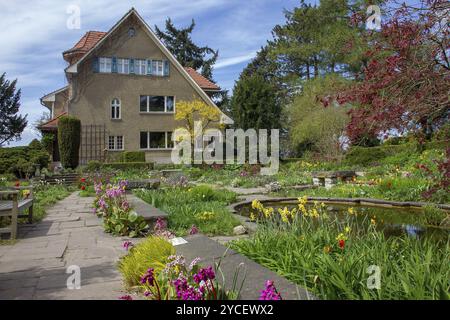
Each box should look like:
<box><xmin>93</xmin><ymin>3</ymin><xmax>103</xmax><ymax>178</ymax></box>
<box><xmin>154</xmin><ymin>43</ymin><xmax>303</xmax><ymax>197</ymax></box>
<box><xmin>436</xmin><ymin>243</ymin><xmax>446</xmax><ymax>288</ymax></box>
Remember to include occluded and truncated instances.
<box><xmin>338</xmin><ymin>239</ymin><xmax>345</xmax><ymax>249</ymax></box>
<box><xmin>81</xmin><ymin>186</ymin><xmax>86</xmax><ymax>191</ymax></box>
<box><xmin>15</xmin><ymin>181</ymin><xmax>20</xmax><ymax>187</ymax></box>
<box><xmin>81</xmin><ymin>178</ymin><xmax>86</xmax><ymax>183</ymax></box>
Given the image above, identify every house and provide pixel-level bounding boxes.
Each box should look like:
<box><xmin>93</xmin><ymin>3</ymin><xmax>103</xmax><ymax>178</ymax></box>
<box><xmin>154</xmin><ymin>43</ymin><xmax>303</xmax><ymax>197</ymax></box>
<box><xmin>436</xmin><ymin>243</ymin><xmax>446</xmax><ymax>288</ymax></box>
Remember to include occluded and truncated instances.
<box><xmin>39</xmin><ymin>8</ymin><xmax>232</xmax><ymax>165</ymax></box>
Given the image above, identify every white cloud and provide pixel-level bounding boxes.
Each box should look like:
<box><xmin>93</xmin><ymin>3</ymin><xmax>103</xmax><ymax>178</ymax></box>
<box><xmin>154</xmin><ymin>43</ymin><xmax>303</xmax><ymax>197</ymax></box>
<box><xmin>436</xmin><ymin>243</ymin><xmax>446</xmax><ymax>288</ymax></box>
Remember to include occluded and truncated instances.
<box><xmin>215</xmin><ymin>52</ymin><xmax>256</xmax><ymax>69</ymax></box>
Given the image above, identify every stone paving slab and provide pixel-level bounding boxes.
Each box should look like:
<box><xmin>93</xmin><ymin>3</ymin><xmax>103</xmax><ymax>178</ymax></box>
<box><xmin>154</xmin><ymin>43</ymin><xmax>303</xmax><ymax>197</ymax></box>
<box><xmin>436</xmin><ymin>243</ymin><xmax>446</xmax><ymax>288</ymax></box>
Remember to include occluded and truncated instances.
<box><xmin>0</xmin><ymin>192</ymin><xmax>127</xmax><ymax>300</ymax></box>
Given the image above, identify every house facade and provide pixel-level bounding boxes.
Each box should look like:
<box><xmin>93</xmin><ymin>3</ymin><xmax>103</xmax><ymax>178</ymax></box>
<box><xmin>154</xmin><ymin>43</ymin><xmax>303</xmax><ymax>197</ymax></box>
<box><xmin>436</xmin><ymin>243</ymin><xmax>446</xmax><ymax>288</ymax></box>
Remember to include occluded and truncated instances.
<box><xmin>39</xmin><ymin>8</ymin><xmax>232</xmax><ymax>164</ymax></box>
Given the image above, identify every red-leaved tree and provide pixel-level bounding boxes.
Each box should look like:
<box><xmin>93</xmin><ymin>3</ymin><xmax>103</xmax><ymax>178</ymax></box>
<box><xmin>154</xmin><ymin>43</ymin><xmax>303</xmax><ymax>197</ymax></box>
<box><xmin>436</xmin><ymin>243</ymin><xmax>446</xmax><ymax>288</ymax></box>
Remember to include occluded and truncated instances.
<box><xmin>337</xmin><ymin>0</ymin><xmax>449</xmax><ymax>144</ymax></box>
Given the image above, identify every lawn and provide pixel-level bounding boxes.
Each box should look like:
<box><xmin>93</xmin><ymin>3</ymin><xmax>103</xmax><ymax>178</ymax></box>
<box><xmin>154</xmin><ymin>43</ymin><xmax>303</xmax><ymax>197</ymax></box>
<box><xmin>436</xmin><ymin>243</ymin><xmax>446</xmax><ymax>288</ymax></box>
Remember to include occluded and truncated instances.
<box><xmin>135</xmin><ymin>185</ymin><xmax>240</xmax><ymax>236</ymax></box>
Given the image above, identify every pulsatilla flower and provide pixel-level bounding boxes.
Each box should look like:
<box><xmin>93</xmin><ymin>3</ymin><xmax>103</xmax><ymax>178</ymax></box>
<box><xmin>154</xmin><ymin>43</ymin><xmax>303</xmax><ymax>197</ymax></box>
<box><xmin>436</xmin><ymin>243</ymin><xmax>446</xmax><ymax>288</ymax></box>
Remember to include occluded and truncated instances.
<box><xmin>259</xmin><ymin>280</ymin><xmax>282</xmax><ymax>300</ymax></box>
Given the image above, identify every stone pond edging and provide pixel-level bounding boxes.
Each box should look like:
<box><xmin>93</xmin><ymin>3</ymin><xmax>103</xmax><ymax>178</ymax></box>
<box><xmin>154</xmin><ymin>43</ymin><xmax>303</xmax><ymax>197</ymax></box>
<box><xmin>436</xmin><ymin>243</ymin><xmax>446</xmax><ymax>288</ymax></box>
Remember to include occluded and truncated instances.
<box><xmin>228</xmin><ymin>195</ymin><xmax>450</xmax><ymax>234</ymax></box>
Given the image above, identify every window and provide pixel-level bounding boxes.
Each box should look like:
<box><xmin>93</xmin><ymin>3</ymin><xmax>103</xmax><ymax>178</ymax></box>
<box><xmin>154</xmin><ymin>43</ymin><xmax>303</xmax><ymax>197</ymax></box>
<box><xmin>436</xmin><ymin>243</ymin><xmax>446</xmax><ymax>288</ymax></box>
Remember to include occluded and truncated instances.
<box><xmin>99</xmin><ymin>57</ymin><xmax>112</xmax><ymax>73</ymax></box>
<box><xmin>139</xmin><ymin>95</ymin><xmax>175</xmax><ymax>113</ymax></box>
<box><xmin>135</xmin><ymin>59</ymin><xmax>147</xmax><ymax>75</ymax></box>
<box><xmin>152</xmin><ymin>60</ymin><xmax>164</xmax><ymax>76</ymax></box>
<box><xmin>111</xmin><ymin>98</ymin><xmax>121</xmax><ymax>119</ymax></box>
<box><xmin>149</xmin><ymin>96</ymin><xmax>165</xmax><ymax>112</ymax></box>
<box><xmin>117</xmin><ymin>58</ymin><xmax>129</xmax><ymax>74</ymax></box>
<box><xmin>140</xmin><ymin>132</ymin><xmax>173</xmax><ymax>149</ymax></box>
<box><xmin>108</xmin><ymin>136</ymin><xmax>124</xmax><ymax>150</ymax></box>
<box><xmin>166</xmin><ymin>96</ymin><xmax>175</xmax><ymax>112</ymax></box>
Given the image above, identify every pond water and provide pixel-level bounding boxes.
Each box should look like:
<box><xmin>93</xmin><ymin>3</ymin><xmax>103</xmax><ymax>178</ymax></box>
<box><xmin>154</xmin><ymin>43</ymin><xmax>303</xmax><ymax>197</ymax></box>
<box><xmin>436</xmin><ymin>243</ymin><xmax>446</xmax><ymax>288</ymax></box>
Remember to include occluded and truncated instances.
<box><xmin>237</xmin><ymin>201</ymin><xmax>450</xmax><ymax>241</ymax></box>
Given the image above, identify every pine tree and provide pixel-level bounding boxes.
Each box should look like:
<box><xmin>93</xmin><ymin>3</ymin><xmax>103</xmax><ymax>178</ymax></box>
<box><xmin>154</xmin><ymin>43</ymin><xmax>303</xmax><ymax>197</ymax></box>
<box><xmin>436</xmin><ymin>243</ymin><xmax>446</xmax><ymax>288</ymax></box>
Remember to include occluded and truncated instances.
<box><xmin>155</xmin><ymin>18</ymin><xmax>218</xmax><ymax>80</ymax></box>
<box><xmin>0</xmin><ymin>73</ymin><xmax>27</xmax><ymax>146</ymax></box>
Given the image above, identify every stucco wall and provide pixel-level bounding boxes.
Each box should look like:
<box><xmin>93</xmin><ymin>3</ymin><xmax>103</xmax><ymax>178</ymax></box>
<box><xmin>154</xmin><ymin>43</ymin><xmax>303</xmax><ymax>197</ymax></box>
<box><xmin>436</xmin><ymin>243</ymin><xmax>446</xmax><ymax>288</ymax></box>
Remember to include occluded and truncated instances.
<box><xmin>68</xmin><ymin>15</ymin><xmax>204</xmax><ymax>163</ymax></box>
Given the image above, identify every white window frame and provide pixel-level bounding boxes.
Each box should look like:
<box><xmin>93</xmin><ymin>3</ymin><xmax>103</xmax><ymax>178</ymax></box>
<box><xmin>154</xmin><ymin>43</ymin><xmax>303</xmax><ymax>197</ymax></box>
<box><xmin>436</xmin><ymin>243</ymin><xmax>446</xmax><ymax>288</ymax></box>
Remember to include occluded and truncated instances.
<box><xmin>99</xmin><ymin>57</ymin><xmax>112</xmax><ymax>73</ymax></box>
<box><xmin>108</xmin><ymin>135</ymin><xmax>124</xmax><ymax>151</ymax></box>
<box><xmin>111</xmin><ymin>98</ymin><xmax>121</xmax><ymax>120</ymax></box>
<box><xmin>140</xmin><ymin>131</ymin><xmax>173</xmax><ymax>150</ymax></box>
<box><xmin>152</xmin><ymin>60</ymin><xmax>164</xmax><ymax>76</ymax></box>
<box><xmin>117</xmin><ymin>58</ymin><xmax>129</xmax><ymax>74</ymax></box>
<box><xmin>135</xmin><ymin>59</ymin><xmax>147</xmax><ymax>75</ymax></box>
<box><xmin>139</xmin><ymin>95</ymin><xmax>176</xmax><ymax>113</ymax></box>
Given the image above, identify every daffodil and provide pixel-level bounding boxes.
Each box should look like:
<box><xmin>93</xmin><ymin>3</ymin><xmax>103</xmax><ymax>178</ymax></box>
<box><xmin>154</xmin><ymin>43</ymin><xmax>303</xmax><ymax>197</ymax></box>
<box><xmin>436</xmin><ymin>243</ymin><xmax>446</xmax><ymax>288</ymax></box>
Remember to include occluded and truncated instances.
<box><xmin>344</xmin><ymin>226</ymin><xmax>351</xmax><ymax>234</ymax></box>
<box><xmin>250</xmin><ymin>212</ymin><xmax>257</xmax><ymax>221</ymax></box>
<box><xmin>347</xmin><ymin>207</ymin><xmax>355</xmax><ymax>215</ymax></box>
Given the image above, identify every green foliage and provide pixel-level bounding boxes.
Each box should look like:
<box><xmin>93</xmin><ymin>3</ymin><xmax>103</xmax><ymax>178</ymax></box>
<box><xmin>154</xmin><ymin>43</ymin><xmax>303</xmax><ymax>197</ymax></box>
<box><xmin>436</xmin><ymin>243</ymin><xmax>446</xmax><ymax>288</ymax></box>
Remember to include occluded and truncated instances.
<box><xmin>0</xmin><ymin>73</ymin><xmax>27</xmax><ymax>146</ymax></box>
<box><xmin>41</xmin><ymin>133</ymin><xmax>54</xmax><ymax>154</ymax></box>
<box><xmin>231</xmin><ymin>73</ymin><xmax>280</xmax><ymax>131</ymax></box>
<box><xmin>288</xmin><ymin>75</ymin><xmax>350</xmax><ymax>158</ymax></box>
<box><xmin>423</xmin><ymin>205</ymin><xmax>448</xmax><ymax>226</ymax></box>
<box><xmin>118</xmin><ymin>236</ymin><xmax>175</xmax><ymax>289</ymax></box>
<box><xmin>0</xmin><ymin>143</ymin><xmax>49</xmax><ymax>178</ymax></box>
<box><xmin>232</xmin><ymin>202</ymin><xmax>450</xmax><ymax>300</ymax></box>
<box><xmin>135</xmin><ymin>187</ymin><xmax>239</xmax><ymax>236</ymax></box>
<box><xmin>58</xmin><ymin>116</ymin><xmax>81</xmax><ymax>169</ymax></box>
<box><xmin>32</xmin><ymin>184</ymin><xmax>73</xmax><ymax>222</ymax></box>
<box><xmin>121</xmin><ymin>151</ymin><xmax>146</xmax><ymax>163</ymax></box>
<box><xmin>101</xmin><ymin>162</ymin><xmax>154</xmax><ymax>171</ymax></box>
<box><xmin>103</xmin><ymin>207</ymin><xmax>148</xmax><ymax>238</ymax></box>
<box><xmin>344</xmin><ymin>144</ymin><xmax>416</xmax><ymax>167</ymax></box>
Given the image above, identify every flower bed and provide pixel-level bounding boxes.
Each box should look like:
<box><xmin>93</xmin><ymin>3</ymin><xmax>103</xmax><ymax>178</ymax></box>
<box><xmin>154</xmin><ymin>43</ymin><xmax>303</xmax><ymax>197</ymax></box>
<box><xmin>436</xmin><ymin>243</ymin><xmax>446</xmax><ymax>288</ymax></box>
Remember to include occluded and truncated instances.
<box><xmin>93</xmin><ymin>180</ymin><xmax>148</xmax><ymax>237</ymax></box>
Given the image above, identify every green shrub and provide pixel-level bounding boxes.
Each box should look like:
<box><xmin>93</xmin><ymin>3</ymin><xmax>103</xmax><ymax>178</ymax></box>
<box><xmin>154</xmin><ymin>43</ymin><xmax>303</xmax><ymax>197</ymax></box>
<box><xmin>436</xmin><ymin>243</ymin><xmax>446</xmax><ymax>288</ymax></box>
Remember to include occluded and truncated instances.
<box><xmin>86</xmin><ymin>160</ymin><xmax>102</xmax><ymax>171</ymax></box>
<box><xmin>58</xmin><ymin>116</ymin><xmax>81</xmax><ymax>169</ymax></box>
<box><xmin>101</xmin><ymin>162</ymin><xmax>153</xmax><ymax>170</ymax></box>
<box><xmin>345</xmin><ymin>144</ymin><xmax>416</xmax><ymax>167</ymax></box>
<box><xmin>121</xmin><ymin>151</ymin><xmax>145</xmax><ymax>163</ymax></box>
<box><xmin>118</xmin><ymin>236</ymin><xmax>175</xmax><ymax>289</ymax></box>
<box><xmin>0</xmin><ymin>143</ymin><xmax>49</xmax><ymax>178</ymax></box>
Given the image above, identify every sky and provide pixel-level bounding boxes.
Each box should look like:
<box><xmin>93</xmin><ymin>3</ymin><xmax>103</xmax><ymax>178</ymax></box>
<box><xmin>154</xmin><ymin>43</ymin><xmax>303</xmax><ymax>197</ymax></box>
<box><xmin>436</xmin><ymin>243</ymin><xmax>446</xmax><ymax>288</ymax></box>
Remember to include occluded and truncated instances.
<box><xmin>0</xmin><ymin>0</ymin><xmax>306</xmax><ymax>147</ymax></box>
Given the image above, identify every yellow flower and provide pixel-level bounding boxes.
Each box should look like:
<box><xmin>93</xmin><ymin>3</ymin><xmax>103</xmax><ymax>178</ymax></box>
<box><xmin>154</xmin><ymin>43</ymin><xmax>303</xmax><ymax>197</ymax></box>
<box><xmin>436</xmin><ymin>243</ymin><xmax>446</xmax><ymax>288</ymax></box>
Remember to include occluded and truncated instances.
<box><xmin>263</xmin><ymin>207</ymin><xmax>274</xmax><ymax>218</ymax></box>
<box><xmin>251</xmin><ymin>199</ymin><xmax>263</xmax><ymax>211</ymax></box>
<box><xmin>278</xmin><ymin>207</ymin><xmax>290</xmax><ymax>223</ymax></box>
<box><xmin>347</xmin><ymin>207</ymin><xmax>355</xmax><ymax>215</ymax></box>
<box><xmin>371</xmin><ymin>218</ymin><xmax>376</xmax><ymax>226</ymax></box>
<box><xmin>344</xmin><ymin>226</ymin><xmax>351</xmax><ymax>234</ymax></box>
<box><xmin>311</xmin><ymin>208</ymin><xmax>320</xmax><ymax>218</ymax></box>
<box><xmin>298</xmin><ymin>196</ymin><xmax>308</xmax><ymax>206</ymax></box>
<box><xmin>250</xmin><ymin>212</ymin><xmax>257</xmax><ymax>221</ymax></box>
<box><xmin>336</xmin><ymin>233</ymin><xmax>347</xmax><ymax>241</ymax></box>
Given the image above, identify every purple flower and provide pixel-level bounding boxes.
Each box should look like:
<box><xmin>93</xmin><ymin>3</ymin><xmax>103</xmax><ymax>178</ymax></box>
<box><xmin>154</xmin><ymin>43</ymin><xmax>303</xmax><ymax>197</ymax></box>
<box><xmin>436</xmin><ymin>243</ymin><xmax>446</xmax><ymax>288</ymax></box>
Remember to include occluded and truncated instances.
<box><xmin>193</xmin><ymin>266</ymin><xmax>215</xmax><ymax>284</ymax></box>
<box><xmin>173</xmin><ymin>277</ymin><xmax>203</xmax><ymax>300</ymax></box>
<box><xmin>189</xmin><ymin>225</ymin><xmax>199</xmax><ymax>235</ymax></box>
<box><xmin>119</xmin><ymin>295</ymin><xmax>133</xmax><ymax>300</ymax></box>
<box><xmin>122</xmin><ymin>240</ymin><xmax>133</xmax><ymax>251</ymax></box>
<box><xmin>259</xmin><ymin>280</ymin><xmax>282</xmax><ymax>300</ymax></box>
<box><xmin>154</xmin><ymin>217</ymin><xmax>167</xmax><ymax>231</ymax></box>
<box><xmin>188</xmin><ymin>257</ymin><xmax>201</xmax><ymax>271</ymax></box>
<box><xmin>140</xmin><ymin>268</ymin><xmax>155</xmax><ymax>286</ymax></box>
<box><xmin>144</xmin><ymin>290</ymin><xmax>152</xmax><ymax>298</ymax></box>
<box><xmin>122</xmin><ymin>201</ymin><xmax>130</xmax><ymax>211</ymax></box>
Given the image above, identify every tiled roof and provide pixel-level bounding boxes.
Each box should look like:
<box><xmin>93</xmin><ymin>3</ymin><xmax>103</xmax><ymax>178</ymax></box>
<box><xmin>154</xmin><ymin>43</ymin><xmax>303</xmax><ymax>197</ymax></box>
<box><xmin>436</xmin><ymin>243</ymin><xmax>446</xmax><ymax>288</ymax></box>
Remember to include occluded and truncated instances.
<box><xmin>64</xmin><ymin>31</ymin><xmax>107</xmax><ymax>54</ymax></box>
<box><xmin>38</xmin><ymin>112</ymin><xmax>68</xmax><ymax>130</ymax></box>
<box><xmin>184</xmin><ymin>67</ymin><xmax>220</xmax><ymax>91</ymax></box>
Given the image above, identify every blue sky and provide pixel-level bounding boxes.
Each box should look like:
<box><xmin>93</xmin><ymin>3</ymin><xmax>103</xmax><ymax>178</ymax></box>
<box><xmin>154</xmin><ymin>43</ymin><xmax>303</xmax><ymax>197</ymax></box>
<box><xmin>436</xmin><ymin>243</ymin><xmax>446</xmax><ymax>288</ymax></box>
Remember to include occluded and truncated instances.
<box><xmin>0</xmin><ymin>0</ymin><xmax>305</xmax><ymax>146</ymax></box>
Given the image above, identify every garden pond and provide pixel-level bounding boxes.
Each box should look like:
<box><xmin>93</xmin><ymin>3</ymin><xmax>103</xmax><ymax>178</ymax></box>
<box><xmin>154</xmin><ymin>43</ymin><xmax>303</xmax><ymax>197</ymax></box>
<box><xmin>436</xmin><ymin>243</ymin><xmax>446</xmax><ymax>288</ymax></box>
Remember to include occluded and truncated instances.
<box><xmin>236</xmin><ymin>200</ymin><xmax>450</xmax><ymax>241</ymax></box>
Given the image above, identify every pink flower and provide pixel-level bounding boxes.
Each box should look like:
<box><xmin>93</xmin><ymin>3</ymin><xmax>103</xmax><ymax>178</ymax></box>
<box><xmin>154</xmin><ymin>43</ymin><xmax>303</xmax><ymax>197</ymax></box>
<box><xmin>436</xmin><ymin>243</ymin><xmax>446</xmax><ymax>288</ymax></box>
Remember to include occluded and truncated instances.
<box><xmin>259</xmin><ymin>280</ymin><xmax>282</xmax><ymax>300</ymax></box>
<box><xmin>189</xmin><ymin>225</ymin><xmax>199</xmax><ymax>235</ymax></box>
<box><xmin>122</xmin><ymin>240</ymin><xmax>133</xmax><ymax>251</ymax></box>
<box><xmin>119</xmin><ymin>295</ymin><xmax>133</xmax><ymax>300</ymax></box>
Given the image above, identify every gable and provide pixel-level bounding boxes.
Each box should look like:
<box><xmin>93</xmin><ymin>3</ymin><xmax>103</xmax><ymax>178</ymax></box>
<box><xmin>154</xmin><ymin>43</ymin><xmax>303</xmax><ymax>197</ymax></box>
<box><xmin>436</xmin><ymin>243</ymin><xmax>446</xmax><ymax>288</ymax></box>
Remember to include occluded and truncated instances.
<box><xmin>65</xmin><ymin>8</ymin><xmax>232</xmax><ymax>124</ymax></box>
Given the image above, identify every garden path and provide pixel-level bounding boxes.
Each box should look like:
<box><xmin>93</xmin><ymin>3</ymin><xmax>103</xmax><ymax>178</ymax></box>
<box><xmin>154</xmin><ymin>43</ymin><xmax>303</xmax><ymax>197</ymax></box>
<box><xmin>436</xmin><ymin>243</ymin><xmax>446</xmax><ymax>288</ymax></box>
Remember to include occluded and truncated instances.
<box><xmin>0</xmin><ymin>192</ymin><xmax>128</xmax><ymax>299</ymax></box>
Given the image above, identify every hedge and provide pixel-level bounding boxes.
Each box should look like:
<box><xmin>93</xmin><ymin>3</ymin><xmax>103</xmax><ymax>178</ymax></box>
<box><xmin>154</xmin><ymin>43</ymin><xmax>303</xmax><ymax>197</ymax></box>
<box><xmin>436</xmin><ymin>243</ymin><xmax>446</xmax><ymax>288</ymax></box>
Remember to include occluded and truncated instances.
<box><xmin>58</xmin><ymin>116</ymin><xmax>81</xmax><ymax>169</ymax></box>
<box><xmin>85</xmin><ymin>161</ymin><xmax>154</xmax><ymax>171</ymax></box>
<box><xmin>121</xmin><ymin>151</ymin><xmax>146</xmax><ymax>163</ymax></box>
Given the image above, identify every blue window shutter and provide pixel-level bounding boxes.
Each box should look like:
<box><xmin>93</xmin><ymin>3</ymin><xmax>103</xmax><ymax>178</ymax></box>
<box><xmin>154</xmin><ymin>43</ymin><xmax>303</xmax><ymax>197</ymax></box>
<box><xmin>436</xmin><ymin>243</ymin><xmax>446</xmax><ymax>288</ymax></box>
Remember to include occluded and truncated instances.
<box><xmin>164</xmin><ymin>60</ymin><xmax>170</xmax><ymax>76</ymax></box>
<box><xmin>112</xmin><ymin>57</ymin><xmax>117</xmax><ymax>73</ymax></box>
<box><xmin>147</xmin><ymin>59</ymin><xmax>153</xmax><ymax>75</ymax></box>
<box><xmin>92</xmin><ymin>57</ymin><xmax>99</xmax><ymax>73</ymax></box>
<box><xmin>129</xmin><ymin>58</ymin><xmax>135</xmax><ymax>74</ymax></box>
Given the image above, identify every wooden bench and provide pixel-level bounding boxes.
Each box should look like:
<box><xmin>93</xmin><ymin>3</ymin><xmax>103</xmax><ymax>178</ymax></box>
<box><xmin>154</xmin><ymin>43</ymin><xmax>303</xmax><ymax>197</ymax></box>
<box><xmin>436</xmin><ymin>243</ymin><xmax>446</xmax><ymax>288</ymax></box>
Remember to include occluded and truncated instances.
<box><xmin>0</xmin><ymin>187</ymin><xmax>34</xmax><ymax>239</ymax></box>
